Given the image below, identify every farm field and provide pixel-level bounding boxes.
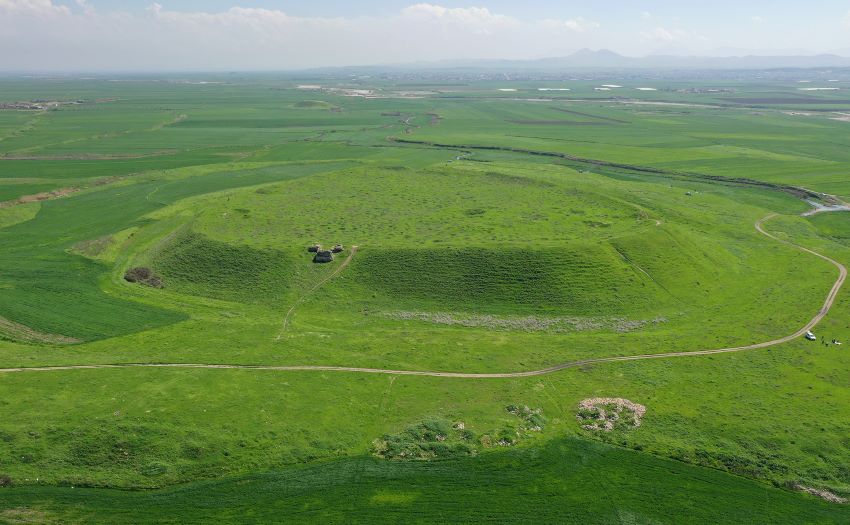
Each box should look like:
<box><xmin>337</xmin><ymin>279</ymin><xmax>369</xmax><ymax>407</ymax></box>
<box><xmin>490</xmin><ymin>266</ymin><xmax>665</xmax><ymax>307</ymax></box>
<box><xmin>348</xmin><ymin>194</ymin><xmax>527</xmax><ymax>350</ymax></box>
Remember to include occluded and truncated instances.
<box><xmin>2</xmin><ymin>75</ymin><xmax>850</xmax><ymax>523</ymax></box>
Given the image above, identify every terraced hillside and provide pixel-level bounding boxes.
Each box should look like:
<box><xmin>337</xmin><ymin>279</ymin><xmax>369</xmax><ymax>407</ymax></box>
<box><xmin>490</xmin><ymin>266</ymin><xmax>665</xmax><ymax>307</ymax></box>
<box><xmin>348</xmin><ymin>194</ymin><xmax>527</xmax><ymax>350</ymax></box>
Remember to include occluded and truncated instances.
<box><xmin>1</xmin><ymin>76</ymin><xmax>850</xmax><ymax>523</ymax></box>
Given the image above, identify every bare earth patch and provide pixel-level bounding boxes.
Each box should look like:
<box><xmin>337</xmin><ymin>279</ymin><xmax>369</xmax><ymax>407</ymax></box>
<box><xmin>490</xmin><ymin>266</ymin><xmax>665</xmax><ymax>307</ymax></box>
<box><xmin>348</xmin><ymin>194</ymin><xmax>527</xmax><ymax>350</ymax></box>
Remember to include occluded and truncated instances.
<box><xmin>509</xmin><ymin>120</ymin><xmax>609</xmax><ymax>126</ymax></box>
<box><xmin>577</xmin><ymin>398</ymin><xmax>646</xmax><ymax>432</ymax></box>
<box><xmin>151</xmin><ymin>113</ymin><xmax>188</xmax><ymax>130</ymax></box>
<box><xmin>71</xmin><ymin>235</ymin><xmax>114</xmax><ymax>258</ymax></box>
<box><xmin>1</xmin><ymin>175</ymin><xmax>124</xmax><ymax>209</ymax></box>
<box><xmin>0</xmin><ymin>316</ymin><xmax>80</xmax><ymax>345</ymax></box>
<box><xmin>0</xmin><ymin>507</ymin><xmax>53</xmax><ymax>524</ymax></box>
<box><xmin>1</xmin><ymin>152</ymin><xmax>177</xmax><ymax>160</ymax></box>
<box><xmin>0</xmin><ymin>187</ymin><xmax>79</xmax><ymax>208</ymax></box>
<box><xmin>0</xmin><ymin>507</ymin><xmax>56</xmax><ymax>525</ymax></box>
<box><xmin>792</xmin><ymin>484</ymin><xmax>848</xmax><ymax>504</ymax></box>
<box><xmin>381</xmin><ymin>311</ymin><xmax>665</xmax><ymax>333</ymax></box>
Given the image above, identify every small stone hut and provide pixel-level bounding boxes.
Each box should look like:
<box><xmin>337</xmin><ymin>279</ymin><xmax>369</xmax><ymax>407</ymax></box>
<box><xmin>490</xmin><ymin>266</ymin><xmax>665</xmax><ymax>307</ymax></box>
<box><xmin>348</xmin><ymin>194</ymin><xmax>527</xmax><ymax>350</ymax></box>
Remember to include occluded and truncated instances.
<box><xmin>313</xmin><ymin>250</ymin><xmax>334</xmax><ymax>263</ymax></box>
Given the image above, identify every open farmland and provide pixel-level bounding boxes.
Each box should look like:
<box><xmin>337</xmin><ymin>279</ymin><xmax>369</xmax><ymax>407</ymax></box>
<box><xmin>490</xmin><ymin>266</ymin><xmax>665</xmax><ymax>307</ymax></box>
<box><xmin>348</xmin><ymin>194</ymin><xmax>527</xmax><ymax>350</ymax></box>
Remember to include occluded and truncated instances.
<box><xmin>2</xmin><ymin>75</ymin><xmax>850</xmax><ymax>523</ymax></box>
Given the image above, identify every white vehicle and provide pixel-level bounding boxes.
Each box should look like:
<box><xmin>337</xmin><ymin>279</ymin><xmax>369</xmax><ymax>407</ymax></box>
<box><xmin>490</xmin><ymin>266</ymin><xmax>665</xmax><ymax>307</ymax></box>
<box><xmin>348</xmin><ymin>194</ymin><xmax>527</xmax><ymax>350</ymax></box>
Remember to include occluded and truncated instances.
<box><xmin>805</xmin><ymin>331</ymin><xmax>817</xmax><ymax>341</ymax></box>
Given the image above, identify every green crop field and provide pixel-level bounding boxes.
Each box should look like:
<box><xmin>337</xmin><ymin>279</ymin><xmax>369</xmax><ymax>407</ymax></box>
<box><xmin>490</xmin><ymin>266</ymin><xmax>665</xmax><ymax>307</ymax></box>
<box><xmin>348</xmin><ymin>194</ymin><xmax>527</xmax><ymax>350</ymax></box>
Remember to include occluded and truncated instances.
<box><xmin>2</xmin><ymin>75</ymin><xmax>850</xmax><ymax>524</ymax></box>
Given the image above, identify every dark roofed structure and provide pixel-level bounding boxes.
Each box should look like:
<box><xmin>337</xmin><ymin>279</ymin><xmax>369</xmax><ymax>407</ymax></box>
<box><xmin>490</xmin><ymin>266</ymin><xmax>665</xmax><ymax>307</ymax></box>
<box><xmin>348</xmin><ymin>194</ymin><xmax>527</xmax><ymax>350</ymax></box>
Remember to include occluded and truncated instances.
<box><xmin>313</xmin><ymin>250</ymin><xmax>334</xmax><ymax>263</ymax></box>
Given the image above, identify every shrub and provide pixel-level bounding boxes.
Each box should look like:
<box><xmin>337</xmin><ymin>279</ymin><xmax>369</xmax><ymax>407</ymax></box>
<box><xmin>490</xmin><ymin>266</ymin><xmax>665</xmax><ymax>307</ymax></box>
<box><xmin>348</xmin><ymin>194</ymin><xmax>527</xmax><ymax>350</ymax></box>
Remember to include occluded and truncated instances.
<box><xmin>140</xmin><ymin>462</ymin><xmax>168</xmax><ymax>477</ymax></box>
<box><xmin>124</xmin><ymin>267</ymin><xmax>152</xmax><ymax>282</ymax></box>
<box><xmin>577</xmin><ymin>408</ymin><xmax>600</xmax><ymax>420</ymax></box>
<box><xmin>526</xmin><ymin>413</ymin><xmax>547</xmax><ymax>430</ymax></box>
<box><xmin>124</xmin><ymin>267</ymin><xmax>164</xmax><ymax>288</ymax></box>
<box><xmin>182</xmin><ymin>443</ymin><xmax>206</xmax><ymax>459</ymax></box>
<box><xmin>0</xmin><ymin>474</ymin><xmax>12</xmax><ymax>487</ymax></box>
<box><xmin>497</xmin><ymin>428</ymin><xmax>517</xmax><ymax>446</ymax></box>
<box><xmin>374</xmin><ymin>417</ymin><xmax>477</xmax><ymax>461</ymax></box>
<box><xmin>506</xmin><ymin>404</ymin><xmax>547</xmax><ymax>431</ymax></box>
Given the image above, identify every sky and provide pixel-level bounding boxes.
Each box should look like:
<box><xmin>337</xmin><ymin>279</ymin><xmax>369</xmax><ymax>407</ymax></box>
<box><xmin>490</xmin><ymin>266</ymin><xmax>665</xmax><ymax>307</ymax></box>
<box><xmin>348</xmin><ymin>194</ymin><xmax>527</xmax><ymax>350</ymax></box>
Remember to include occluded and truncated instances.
<box><xmin>2</xmin><ymin>0</ymin><xmax>850</xmax><ymax>71</ymax></box>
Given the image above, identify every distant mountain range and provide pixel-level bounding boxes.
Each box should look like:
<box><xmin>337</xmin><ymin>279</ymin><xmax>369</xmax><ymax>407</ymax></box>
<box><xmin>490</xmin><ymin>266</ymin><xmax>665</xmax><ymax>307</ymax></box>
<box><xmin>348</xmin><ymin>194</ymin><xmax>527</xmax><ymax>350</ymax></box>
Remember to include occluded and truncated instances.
<box><xmin>421</xmin><ymin>49</ymin><xmax>850</xmax><ymax>71</ymax></box>
<box><xmin>305</xmin><ymin>49</ymin><xmax>850</xmax><ymax>74</ymax></box>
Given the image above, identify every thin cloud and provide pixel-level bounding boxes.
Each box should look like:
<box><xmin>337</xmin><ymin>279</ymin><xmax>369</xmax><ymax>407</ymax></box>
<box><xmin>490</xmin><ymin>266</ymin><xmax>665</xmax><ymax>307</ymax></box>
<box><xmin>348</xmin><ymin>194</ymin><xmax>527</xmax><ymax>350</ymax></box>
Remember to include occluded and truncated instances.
<box><xmin>640</xmin><ymin>26</ymin><xmax>680</xmax><ymax>42</ymax></box>
<box><xmin>0</xmin><ymin>1</ymin><xmax>844</xmax><ymax>71</ymax></box>
<box><xmin>0</xmin><ymin>0</ymin><xmax>70</xmax><ymax>16</ymax></box>
<box><xmin>0</xmin><ymin>1</ymin><xmax>601</xmax><ymax>70</ymax></box>
<box><xmin>402</xmin><ymin>3</ymin><xmax>515</xmax><ymax>25</ymax></box>
<box><xmin>541</xmin><ymin>17</ymin><xmax>600</xmax><ymax>32</ymax></box>
<box><xmin>639</xmin><ymin>25</ymin><xmax>707</xmax><ymax>46</ymax></box>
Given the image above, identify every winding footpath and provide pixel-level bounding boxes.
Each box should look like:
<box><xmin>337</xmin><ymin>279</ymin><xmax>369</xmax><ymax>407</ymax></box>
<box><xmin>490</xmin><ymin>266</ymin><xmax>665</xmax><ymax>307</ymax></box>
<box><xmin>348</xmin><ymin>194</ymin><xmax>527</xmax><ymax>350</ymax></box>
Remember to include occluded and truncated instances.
<box><xmin>277</xmin><ymin>245</ymin><xmax>359</xmax><ymax>337</ymax></box>
<box><xmin>0</xmin><ymin>215</ymin><xmax>845</xmax><ymax>379</ymax></box>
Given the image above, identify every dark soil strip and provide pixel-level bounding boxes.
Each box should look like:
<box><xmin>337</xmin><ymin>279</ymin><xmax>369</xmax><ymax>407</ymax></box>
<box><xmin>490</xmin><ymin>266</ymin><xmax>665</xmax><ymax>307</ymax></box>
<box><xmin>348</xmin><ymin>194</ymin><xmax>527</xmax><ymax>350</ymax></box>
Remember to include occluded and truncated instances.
<box><xmin>389</xmin><ymin>138</ymin><xmax>821</xmax><ymax>200</ymax></box>
<box><xmin>727</xmin><ymin>98</ymin><xmax>850</xmax><ymax>105</ymax></box>
<box><xmin>551</xmin><ymin>108</ymin><xmax>630</xmax><ymax>123</ymax></box>
<box><xmin>509</xmin><ymin>120</ymin><xmax>610</xmax><ymax>126</ymax></box>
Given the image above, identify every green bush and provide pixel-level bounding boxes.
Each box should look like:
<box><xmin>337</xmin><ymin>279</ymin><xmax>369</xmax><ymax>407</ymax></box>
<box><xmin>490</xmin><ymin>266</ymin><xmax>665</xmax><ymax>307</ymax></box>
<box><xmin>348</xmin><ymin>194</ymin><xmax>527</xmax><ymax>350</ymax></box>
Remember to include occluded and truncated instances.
<box><xmin>140</xmin><ymin>463</ymin><xmax>168</xmax><ymax>477</ymax></box>
<box><xmin>374</xmin><ymin>418</ymin><xmax>477</xmax><ymax>461</ymax></box>
<box><xmin>123</xmin><ymin>267</ymin><xmax>163</xmax><ymax>288</ymax></box>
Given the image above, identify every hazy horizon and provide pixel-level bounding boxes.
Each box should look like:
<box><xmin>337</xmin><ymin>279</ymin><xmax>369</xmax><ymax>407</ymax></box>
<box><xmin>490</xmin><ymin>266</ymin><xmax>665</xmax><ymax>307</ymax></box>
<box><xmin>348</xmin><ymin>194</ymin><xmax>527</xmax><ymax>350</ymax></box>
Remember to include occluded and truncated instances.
<box><xmin>2</xmin><ymin>0</ymin><xmax>850</xmax><ymax>72</ymax></box>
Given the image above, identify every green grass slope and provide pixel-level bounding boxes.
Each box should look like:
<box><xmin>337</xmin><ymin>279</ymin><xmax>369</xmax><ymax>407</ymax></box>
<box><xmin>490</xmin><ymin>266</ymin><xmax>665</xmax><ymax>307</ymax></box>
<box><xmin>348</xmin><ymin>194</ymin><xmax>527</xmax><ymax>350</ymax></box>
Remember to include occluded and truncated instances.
<box><xmin>3</xmin><ymin>78</ymin><xmax>850</xmax><ymax>521</ymax></box>
<box><xmin>0</xmin><ymin>161</ymin><xmax>352</xmax><ymax>341</ymax></box>
<box><xmin>187</xmin><ymin>165</ymin><xmax>645</xmax><ymax>249</ymax></box>
<box><xmin>354</xmin><ymin>245</ymin><xmax>663</xmax><ymax>315</ymax></box>
<box><xmin>1</xmin><ymin>438</ymin><xmax>847</xmax><ymax>524</ymax></box>
<box><xmin>150</xmin><ymin>232</ymin><xmax>292</xmax><ymax>304</ymax></box>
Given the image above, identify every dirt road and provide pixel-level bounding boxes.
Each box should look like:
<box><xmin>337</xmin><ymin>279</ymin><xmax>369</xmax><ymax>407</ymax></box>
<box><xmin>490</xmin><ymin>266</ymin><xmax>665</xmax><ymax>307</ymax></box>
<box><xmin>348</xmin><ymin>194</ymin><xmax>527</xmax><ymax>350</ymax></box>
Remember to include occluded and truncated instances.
<box><xmin>0</xmin><ymin>215</ymin><xmax>845</xmax><ymax>379</ymax></box>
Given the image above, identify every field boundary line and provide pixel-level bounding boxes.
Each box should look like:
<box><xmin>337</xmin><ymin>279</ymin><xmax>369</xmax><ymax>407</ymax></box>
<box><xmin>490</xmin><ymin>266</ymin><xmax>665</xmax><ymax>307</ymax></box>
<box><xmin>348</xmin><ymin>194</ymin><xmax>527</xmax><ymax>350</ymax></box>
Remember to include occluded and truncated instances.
<box><xmin>1</xmin><ymin>215</ymin><xmax>845</xmax><ymax>379</ymax></box>
<box><xmin>390</xmin><ymin>138</ymin><xmax>822</xmax><ymax>200</ymax></box>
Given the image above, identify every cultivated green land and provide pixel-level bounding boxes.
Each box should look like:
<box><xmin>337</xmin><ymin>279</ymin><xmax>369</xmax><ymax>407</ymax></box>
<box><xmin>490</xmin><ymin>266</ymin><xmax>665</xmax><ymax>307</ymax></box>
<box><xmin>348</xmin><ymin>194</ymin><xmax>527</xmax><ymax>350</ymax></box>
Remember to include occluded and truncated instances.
<box><xmin>1</xmin><ymin>76</ymin><xmax>850</xmax><ymax>523</ymax></box>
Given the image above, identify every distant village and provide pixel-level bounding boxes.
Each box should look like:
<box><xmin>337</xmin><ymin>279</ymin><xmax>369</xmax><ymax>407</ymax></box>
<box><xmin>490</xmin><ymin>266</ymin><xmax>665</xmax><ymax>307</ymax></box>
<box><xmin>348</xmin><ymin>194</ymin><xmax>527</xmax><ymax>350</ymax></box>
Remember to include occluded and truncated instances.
<box><xmin>0</xmin><ymin>100</ymin><xmax>86</xmax><ymax>111</ymax></box>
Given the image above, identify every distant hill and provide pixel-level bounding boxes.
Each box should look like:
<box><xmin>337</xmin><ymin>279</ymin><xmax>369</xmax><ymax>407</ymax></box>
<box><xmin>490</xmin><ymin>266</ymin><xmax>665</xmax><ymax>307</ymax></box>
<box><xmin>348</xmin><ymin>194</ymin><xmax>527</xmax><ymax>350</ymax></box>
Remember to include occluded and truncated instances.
<box><xmin>431</xmin><ymin>49</ymin><xmax>850</xmax><ymax>70</ymax></box>
<box><xmin>306</xmin><ymin>49</ymin><xmax>850</xmax><ymax>73</ymax></box>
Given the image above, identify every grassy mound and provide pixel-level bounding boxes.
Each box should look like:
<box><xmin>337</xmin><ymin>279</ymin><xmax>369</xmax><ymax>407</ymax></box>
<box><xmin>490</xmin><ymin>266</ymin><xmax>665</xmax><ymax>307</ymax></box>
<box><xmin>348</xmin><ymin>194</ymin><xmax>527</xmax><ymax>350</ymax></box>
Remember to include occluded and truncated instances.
<box><xmin>151</xmin><ymin>232</ymin><xmax>292</xmax><ymax>303</ymax></box>
<box><xmin>187</xmin><ymin>165</ymin><xmax>643</xmax><ymax>251</ymax></box>
<box><xmin>353</xmin><ymin>245</ymin><xmax>667</xmax><ymax>315</ymax></box>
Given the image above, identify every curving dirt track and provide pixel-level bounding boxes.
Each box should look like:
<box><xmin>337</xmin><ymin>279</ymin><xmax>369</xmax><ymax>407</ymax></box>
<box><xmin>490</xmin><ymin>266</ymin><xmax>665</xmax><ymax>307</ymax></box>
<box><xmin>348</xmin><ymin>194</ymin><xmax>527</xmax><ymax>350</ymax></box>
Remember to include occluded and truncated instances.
<box><xmin>0</xmin><ymin>215</ymin><xmax>845</xmax><ymax>379</ymax></box>
<box><xmin>278</xmin><ymin>245</ymin><xmax>359</xmax><ymax>336</ymax></box>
